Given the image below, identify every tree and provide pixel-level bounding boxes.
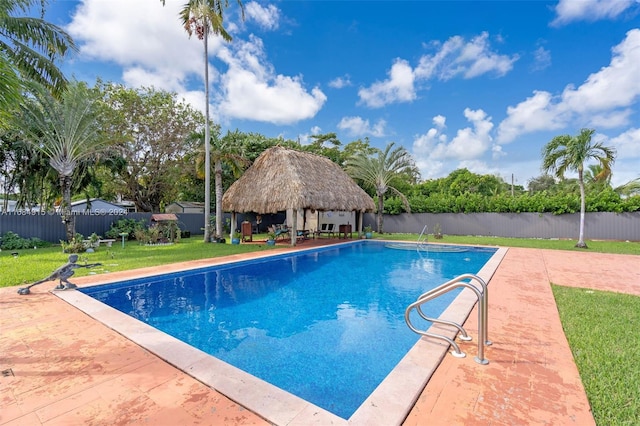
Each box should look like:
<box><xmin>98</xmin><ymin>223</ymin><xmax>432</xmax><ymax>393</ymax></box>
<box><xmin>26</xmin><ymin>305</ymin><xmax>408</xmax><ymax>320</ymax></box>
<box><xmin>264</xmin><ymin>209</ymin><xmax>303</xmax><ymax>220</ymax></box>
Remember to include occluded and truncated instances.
<box><xmin>541</xmin><ymin>128</ymin><xmax>616</xmax><ymax>248</ymax></box>
<box><xmin>0</xmin><ymin>129</ymin><xmax>52</xmax><ymax>210</ymax></box>
<box><xmin>0</xmin><ymin>0</ymin><xmax>76</xmax><ymax>127</ymax></box>
<box><xmin>190</xmin><ymin>127</ymin><xmax>248</xmax><ymax>238</ymax></box>
<box><xmin>346</xmin><ymin>142</ymin><xmax>416</xmax><ymax>233</ymax></box>
<box><xmin>301</xmin><ymin>133</ymin><xmax>343</xmax><ymax>165</ymax></box>
<box><xmin>99</xmin><ymin>83</ymin><xmax>204</xmax><ymax>213</ymax></box>
<box><xmin>166</xmin><ymin>0</ymin><xmax>244</xmax><ymax>243</ymax></box>
<box><xmin>615</xmin><ymin>177</ymin><xmax>640</xmax><ymax>197</ymax></box>
<box><xmin>527</xmin><ymin>174</ymin><xmax>557</xmax><ymax>193</ymax></box>
<box><xmin>18</xmin><ymin>81</ymin><xmax>107</xmax><ymax>240</ymax></box>
<box><xmin>438</xmin><ymin>168</ymin><xmax>507</xmax><ymax>196</ymax></box>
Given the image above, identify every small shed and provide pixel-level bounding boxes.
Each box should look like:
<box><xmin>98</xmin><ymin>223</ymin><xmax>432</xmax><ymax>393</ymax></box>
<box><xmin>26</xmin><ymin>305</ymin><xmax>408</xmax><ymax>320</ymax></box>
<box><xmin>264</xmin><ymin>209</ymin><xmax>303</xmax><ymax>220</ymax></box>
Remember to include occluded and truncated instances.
<box><xmin>165</xmin><ymin>201</ymin><xmax>205</xmax><ymax>214</ymax></box>
<box><xmin>222</xmin><ymin>146</ymin><xmax>375</xmax><ymax>246</ymax></box>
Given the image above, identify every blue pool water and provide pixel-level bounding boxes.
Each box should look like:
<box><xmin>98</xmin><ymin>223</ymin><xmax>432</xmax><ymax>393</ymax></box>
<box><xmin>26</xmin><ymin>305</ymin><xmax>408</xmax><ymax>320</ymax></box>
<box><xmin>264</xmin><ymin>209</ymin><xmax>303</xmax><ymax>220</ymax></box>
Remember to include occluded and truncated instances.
<box><xmin>80</xmin><ymin>241</ymin><xmax>496</xmax><ymax>419</ymax></box>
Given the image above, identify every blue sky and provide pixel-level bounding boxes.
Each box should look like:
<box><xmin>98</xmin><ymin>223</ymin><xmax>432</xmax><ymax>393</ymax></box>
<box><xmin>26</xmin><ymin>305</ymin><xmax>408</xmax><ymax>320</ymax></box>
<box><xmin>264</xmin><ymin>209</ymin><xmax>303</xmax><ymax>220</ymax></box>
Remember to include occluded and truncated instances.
<box><xmin>44</xmin><ymin>0</ymin><xmax>640</xmax><ymax>188</ymax></box>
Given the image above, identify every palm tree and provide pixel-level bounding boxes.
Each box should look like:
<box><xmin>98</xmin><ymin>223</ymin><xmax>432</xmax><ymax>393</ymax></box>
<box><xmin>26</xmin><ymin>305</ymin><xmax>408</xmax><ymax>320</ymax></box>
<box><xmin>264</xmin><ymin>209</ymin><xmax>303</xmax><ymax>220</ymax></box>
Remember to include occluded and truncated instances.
<box><xmin>18</xmin><ymin>81</ymin><xmax>108</xmax><ymax>241</ymax></box>
<box><xmin>164</xmin><ymin>0</ymin><xmax>243</xmax><ymax>242</ymax></box>
<box><xmin>615</xmin><ymin>177</ymin><xmax>640</xmax><ymax>197</ymax></box>
<box><xmin>190</xmin><ymin>127</ymin><xmax>248</xmax><ymax>238</ymax></box>
<box><xmin>0</xmin><ymin>0</ymin><xmax>76</xmax><ymax>127</ymax></box>
<box><xmin>542</xmin><ymin>128</ymin><xmax>616</xmax><ymax>248</ymax></box>
<box><xmin>584</xmin><ymin>163</ymin><xmax>612</xmax><ymax>186</ymax></box>
<box><xmin>346</xmin><ymin>142</ymin><xmax>415</xmax><ymax>234</ymax></box>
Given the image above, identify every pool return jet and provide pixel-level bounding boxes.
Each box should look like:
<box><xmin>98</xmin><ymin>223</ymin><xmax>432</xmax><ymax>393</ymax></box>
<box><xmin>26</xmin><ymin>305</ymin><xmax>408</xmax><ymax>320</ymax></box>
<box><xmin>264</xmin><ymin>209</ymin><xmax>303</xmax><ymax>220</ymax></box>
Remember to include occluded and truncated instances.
<box><xmin>17</xmin><ymin>254</ymin><xmax>101</xmax><ymax>295</ymax></box>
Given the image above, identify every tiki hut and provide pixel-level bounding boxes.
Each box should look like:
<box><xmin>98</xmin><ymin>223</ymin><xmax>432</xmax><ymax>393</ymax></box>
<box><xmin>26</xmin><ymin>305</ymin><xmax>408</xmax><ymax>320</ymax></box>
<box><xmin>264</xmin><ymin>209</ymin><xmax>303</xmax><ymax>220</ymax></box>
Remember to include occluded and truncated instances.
<box><xmin>222</xmin><ymin>146</ymin><xmax>375</xmax><ymax>245</ymax></box>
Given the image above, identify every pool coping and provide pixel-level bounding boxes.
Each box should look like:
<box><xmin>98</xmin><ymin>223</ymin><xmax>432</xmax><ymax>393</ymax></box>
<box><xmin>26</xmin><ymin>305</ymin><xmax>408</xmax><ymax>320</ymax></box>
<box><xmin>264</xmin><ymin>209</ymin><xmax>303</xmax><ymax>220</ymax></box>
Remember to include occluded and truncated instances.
<box><xmin>54</xmin><ymin>241</ymin><xmax>508</xmax><ymax>426</ymax></box>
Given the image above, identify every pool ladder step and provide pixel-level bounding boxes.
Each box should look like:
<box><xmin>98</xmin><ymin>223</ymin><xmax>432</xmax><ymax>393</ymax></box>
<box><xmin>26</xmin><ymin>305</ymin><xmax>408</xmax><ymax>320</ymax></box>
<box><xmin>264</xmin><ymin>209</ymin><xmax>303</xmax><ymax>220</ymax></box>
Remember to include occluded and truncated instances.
<box><xmin>404</xmin><ymin>273</ymin><xmax>491</xmax><ymax>365</ymax></box>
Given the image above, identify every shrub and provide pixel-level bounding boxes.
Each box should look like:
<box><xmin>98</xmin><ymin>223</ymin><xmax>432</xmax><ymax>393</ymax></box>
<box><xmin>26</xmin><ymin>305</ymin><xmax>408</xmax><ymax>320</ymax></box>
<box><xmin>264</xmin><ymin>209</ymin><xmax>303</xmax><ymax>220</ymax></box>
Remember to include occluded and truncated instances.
<box><xmin>134</xmin><ymin>229</ymin><xmax>150</xmax><ymax>245</ymax></box>
<box><xmin>105</xmin><ymin>218</ymin><xmax>146</xmax><ymax>240</ymax></box>
<box><xmin>0</xmin><ymin>231</ymin><xmax>49</xmax><ymax>250</ymax></box>
<box><xmin>60</xmin><ymin>234</ymin><xmax>86</xmax><ymax>253</ymax></box>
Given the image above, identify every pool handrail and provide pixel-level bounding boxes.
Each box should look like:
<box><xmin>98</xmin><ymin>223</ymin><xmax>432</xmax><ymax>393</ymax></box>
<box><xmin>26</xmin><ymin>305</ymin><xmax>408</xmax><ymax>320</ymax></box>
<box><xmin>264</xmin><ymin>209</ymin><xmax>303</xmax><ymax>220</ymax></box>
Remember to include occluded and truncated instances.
<box><xmin>417</xmin><ymin>224</ymin><xmax>428</xmax><ymax>251</ymax></box>
<box><xmin>405</xmin><ymin>273</ymin><xmax>491</xmax><ymax>365</ymax></box>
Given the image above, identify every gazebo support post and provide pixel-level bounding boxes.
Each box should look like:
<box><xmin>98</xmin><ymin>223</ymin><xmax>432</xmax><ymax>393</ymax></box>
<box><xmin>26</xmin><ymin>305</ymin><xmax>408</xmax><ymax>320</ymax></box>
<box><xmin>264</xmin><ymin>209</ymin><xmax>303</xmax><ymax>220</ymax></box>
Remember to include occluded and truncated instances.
<box><xmin>230</xmin><ymin>211</ymin><xmax>237</xmax><ymax>242</ymax></box>
<box><xmin>291</xmin><ymin>209</ymin><xmax>298</xmax><ymax>246</ymax></box>
<box><xmin>358</xmin><ymin>211</ymin><xmax>364</xmax><ymax>236</ymax></box>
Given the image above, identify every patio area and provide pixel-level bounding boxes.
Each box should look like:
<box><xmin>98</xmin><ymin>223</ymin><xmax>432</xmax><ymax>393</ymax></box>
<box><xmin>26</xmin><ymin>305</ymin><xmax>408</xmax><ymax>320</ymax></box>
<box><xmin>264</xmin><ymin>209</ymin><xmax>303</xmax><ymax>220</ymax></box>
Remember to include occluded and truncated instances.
<box><xmin>1</xmin><ymin>243</ymin><xmax>638</xmax><ymax>425</ymax></box>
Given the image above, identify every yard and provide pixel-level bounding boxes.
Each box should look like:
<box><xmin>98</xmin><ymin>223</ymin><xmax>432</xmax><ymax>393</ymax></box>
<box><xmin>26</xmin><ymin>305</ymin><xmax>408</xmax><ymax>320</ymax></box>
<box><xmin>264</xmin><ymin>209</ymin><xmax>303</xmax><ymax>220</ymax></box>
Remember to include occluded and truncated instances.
<box><xmin>1</xmin><ymin>234</ymin><xmax>639</xmax><ymax>424</ymax></box>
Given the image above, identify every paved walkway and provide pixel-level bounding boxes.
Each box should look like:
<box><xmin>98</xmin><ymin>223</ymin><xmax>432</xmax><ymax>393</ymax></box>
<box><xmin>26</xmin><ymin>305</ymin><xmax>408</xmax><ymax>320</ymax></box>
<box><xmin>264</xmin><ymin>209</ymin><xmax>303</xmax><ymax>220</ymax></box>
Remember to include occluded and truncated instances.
<box><xmin>1</xmin><ymin>245</ymin><xmax>638</xmax><ymax>425</ymax></box>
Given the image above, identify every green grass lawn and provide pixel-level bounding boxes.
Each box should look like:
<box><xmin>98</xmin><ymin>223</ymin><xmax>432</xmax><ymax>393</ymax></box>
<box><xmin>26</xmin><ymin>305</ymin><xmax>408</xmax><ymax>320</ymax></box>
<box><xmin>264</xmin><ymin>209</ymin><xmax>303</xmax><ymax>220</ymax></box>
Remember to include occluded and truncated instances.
<box><xmin>2</xmin><ymin>231</ymin><xmax>638</xmax><ymax>423</ymax></box>
<box><xmin>376</xmin><ymin>233</ymin><xmax>640</xmax><ymax>255</ymax></box>
<box><xmin>0</xmin><ymin>236</ymin><xmax>275</xmax><ymax>288</ymax></box>
<box><xmin>552</xmin><ymin>286</ymin><xmax>640</xmax><ymax>425</ymax></box>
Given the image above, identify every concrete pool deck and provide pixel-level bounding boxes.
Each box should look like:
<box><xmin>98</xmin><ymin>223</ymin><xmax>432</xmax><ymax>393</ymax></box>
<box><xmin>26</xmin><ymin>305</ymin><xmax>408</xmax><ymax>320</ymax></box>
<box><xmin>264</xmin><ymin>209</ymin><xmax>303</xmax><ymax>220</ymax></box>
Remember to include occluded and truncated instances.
<box><xmin>2</xmin><ymin>242</ymin><xmax>639</xmax><ymax>425</ymax></box>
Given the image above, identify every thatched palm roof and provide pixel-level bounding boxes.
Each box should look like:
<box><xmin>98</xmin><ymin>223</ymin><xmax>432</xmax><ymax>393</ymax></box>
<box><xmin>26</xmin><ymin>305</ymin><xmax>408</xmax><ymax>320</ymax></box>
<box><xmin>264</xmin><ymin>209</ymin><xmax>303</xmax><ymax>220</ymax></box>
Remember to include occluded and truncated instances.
<box><xmin>222</xmin><ymin>146</ymin><xmax>375</xmax><ymax>214</ymax></box>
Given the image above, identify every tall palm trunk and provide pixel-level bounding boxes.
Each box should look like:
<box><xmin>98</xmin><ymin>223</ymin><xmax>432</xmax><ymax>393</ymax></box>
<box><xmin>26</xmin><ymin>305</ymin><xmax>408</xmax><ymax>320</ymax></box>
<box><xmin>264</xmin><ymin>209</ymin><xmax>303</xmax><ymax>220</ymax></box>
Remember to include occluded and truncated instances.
<box><xmin>203</xmin><ymin>25</ymin><xmax>212</xmax><ymax>242</ymax></box>
<box><xmin>60</xmin><ymin>174</ymin><xmax>75</xmax><ymax>241</ymax></box>
<box><xmin>215</xmin><ymin>159</ymin><xmax>223</xmax><ymax>237</ymax></box>
<box><xmin>376</xmin><ymin>190</ymin><xmax>384</xmax><ymax>234</ymax></box>
<box><xmin>576</xmin><ymin>169</ymin><xmax>587</xmax><ymax>248</ymax></box>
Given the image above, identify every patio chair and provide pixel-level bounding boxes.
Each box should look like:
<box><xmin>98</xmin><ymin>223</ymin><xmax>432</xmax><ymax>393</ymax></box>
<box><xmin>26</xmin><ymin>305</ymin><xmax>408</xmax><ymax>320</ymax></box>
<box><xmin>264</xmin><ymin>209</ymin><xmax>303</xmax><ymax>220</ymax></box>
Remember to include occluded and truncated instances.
<box><xmin>274</xmin><ymin>224</ymin><xmax>290</xmax><ymax>240</ymax></box>
<box><xmin>316</xmin><ymin>223</ymin><xmax>335</xmax><ymax>238</ymax></box>
<box><xmin>296</xmin><ymin>229</ymin><xmax>310</xmax><ymax>240</ymax></box>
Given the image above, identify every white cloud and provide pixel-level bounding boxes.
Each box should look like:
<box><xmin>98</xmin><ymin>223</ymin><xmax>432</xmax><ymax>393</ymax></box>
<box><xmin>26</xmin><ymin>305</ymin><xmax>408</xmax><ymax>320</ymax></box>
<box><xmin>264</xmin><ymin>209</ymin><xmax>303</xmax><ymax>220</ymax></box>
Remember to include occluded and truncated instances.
<box><xmin>218</xmin><ymin>69</ymin><xmax>326</xmax><ymax>124</ymax></box>
<box><xmin>413</xmin><ymin>115</ymin><xmax>450</xmax><ymax>160</ymax></box>
<box><xmin>588</xmin><ymin>109</ymin><xmax>635</xmax><ymax>129</ymax></box>
<box><xmin>216</xmin><ymin>36</ymin><xmax>326</xmax><ymax>124</ymax></box>
<box><xmin>432</xmin><ymin>114</ymin><xmax>446</xmax><ymax>129</ymax></box>
<box><xmin>497</xmin><ymin>29</ymin><xmax>640</xmax><ymax>143</ymax></box>
<box><xmin>492</xmin><ymin>144</ymin><xmax>506</xmax><ymax>160</ymax></box>
<box><xmin>561</xmin><ymin>29</ymin><xmax>640</xmax><ymax>113</ymax></box>
<box><xmin>415</xmin><ymin>32</ymin><xmax>518</xmax><ymax>81</ymax></box>
<box><xmin>337</xmin><ymin>116</ymin><xmax>386</xmax><ymax>137</ymax></box>
<box><xmin>328</xmin><ymin>75</ymin><xmax>352</xmax><ymax>89</ymax></box>
<box><xmin>359</xmin><ymin>32</ymin><xmax>517</xmax><ymax>108</ymax></box>
<box><xmin>245</xmin><ymin>1</ymin><xmax>280</xmax><ymax>31</ymax></box>
<box><xmin>497</xmin><ymin>91</ymin><xmax>568</xmax><ymax>143</ymax></box>
<box><xmin>358</xmin><ymin>59</ymin><xmax>416</xmax><ymax>108</ymax></box>
<box><xmin>552</xmin><ymin>0</ymin><xmax>638</xmax><ymax>26</ymax></box>
<box><xmin>121</xmin><ymin>67</ymin><xmax>189</xmax><ymax>93</ymax></box>
<box><xmin>67</xmin><ymin>0</ymin><xmax>204</xmax><ymax>83</ymax></box>
<box><xmin>531</xmin><ymin>46</ymin><xmax>552</xmax><ymax>72</ymax></box>
<box><xmin>602</xmin><ymin>128</ymin><xmax>640</xmax><ymax>187</ymax></box>
<box><xmin>66</xmin><ymin>0</ymin><xmax>325</xmax><ymax>126</ymax></box>
<box><xmin>458</xmin><ymin>33</ymin><xmax>518</xmax><ymax>79</ymax></box>
<box><xmin>412</xmin><ymin>109</ymin><xmax>494</xmax><ymax>180</ymax></box>
<box><xmin>457</xmin><ymin>160</ymin><xmax>498</xmax><ymax>176</ymax></box>
<box><xmin>432</xmin><ymin>108</ymin><xmax>494</xmax><ymax>160</ymax></box>
<box><xmin>608</xmin><ymin>127</ymin><xmax>640</xmax><ymax>159</ymax></box>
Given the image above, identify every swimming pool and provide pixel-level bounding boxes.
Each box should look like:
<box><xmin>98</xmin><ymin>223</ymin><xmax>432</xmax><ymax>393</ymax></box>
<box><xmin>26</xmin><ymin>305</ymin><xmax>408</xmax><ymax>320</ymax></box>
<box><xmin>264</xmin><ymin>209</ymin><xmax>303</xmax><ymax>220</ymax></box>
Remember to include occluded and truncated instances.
<box><xmin>59</xmin><ymin>241</ymin><xmax>506</xmax><ymax>424</ymax></box>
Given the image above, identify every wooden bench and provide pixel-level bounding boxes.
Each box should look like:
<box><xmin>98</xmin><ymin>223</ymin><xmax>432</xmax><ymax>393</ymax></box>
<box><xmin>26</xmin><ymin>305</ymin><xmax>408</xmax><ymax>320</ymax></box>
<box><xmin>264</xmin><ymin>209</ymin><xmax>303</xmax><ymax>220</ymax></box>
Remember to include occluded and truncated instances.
<box><xmin>83</xmin><ymin>239</ymin><xmax>116</xmax><ymax>248</ymax></box>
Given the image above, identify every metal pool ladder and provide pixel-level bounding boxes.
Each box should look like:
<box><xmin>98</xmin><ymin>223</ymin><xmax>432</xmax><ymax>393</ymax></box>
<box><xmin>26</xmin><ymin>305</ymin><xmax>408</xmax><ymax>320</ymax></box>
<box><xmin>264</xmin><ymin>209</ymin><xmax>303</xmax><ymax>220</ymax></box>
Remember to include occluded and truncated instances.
<box><xmin>404</xmin><ymin>273</ymin><xmax>492</xmax><ymax>365</ymax></box>
<box><xmin>417</xmin><ymin>225</ymin><xmax>428</xmax><ymax>251</ymax></box>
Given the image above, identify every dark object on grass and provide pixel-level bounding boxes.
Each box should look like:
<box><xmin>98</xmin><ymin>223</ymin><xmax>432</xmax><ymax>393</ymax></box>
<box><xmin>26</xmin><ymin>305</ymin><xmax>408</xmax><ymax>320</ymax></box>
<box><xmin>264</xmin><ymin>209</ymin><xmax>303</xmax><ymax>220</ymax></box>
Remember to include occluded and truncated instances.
<box><xmin>17</xmin><ymin>254</ymin><xmax>101</xmax><ymax>295</ymax></box>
